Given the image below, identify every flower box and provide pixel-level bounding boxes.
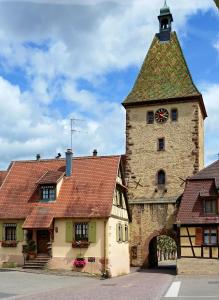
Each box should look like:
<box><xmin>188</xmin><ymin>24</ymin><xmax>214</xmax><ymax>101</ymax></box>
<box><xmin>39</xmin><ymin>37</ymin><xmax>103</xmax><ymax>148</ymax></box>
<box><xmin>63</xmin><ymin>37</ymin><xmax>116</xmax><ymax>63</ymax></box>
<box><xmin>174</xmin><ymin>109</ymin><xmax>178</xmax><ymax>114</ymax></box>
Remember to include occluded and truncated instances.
<box><xmin>72</xmin><ymin>241</ymin><xmax>90</xmax><ymax>248</ymax></box>
<box><xmin>1</xmin><ymin>241</ymin><xmax>17</xmax><ymax>247</ymax></box>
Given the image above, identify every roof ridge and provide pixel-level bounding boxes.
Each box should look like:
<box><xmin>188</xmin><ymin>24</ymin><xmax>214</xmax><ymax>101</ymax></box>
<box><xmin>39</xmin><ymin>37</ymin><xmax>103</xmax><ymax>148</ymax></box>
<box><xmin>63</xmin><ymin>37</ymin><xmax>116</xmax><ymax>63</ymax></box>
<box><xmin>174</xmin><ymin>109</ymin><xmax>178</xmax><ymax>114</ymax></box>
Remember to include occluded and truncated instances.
<box><xmin>11</xmin><ymin>154</ymin><xmax>122</xmax><ymax>164</ymax></box>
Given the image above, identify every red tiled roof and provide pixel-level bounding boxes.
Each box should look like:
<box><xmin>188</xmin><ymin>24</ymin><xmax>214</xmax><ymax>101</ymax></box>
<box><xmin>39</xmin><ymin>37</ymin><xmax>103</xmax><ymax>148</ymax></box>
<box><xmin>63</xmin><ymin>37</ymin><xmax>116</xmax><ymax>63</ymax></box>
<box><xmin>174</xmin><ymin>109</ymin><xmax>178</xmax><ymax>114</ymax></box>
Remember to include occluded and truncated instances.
<box><xmin>0</xmin><ymin>171</ymin><xmax>7</xmax><ymax>187</ymax></box>
<box><xmin>177</xmin><ymin>179</ymin><xmax>219</xmax><ymax>224</ymax></box>
<box><xmin>0</xmin><ymin>156</ymin><xmax>121</xmax><ymax>224</ymax></box>
<box><xmin>37</xmin><ymin>170</ymin><xmax>64</xmax><ymax>185</ymax></box>
<box><xmin>23</xmin><ymin>206</ymin><xmax>53</xmax><ymax>229</ymax></box>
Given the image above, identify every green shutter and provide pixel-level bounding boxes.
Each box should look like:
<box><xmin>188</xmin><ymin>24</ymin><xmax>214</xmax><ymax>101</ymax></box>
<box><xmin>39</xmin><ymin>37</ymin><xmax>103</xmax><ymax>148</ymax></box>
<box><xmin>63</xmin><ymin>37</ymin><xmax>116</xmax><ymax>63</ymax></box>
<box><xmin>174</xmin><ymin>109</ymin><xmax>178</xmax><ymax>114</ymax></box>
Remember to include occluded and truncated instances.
<box><xmin>16</xmin><ymin>221</ymin><xmax>24</xmax><ymax>242</ymax></box>
<box><xmin>66</xmin><ymin>220</ymin><xmax>73</xmax><ymax>242</ymax></box>
<box><xmin>0</xmin><ymin>222</ymin><xmax>3</xmax><ymax>241</ymax></box>
<box><xmin>116</xmin><ymin>223</ymin><xmax>119</xmax><ymax>242</ymax></box>
<box><xmin>122</xmin><ymin>224</ymin><xmax>126</xmax><ymax>242</ymax></box>
<box><xmin>88</xmin><ymin>222</ymin><xmax>96</xmax><ymax>243</ymax></box>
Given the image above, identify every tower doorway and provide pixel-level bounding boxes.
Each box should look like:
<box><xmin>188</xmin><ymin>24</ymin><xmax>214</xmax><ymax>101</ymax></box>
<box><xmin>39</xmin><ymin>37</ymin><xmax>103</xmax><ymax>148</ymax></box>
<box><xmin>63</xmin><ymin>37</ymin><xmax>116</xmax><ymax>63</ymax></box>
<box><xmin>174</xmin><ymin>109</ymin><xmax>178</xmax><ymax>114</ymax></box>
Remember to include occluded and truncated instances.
<box><xmin>148</xmin><ymin>235</ymin><xmax>177</xmax><ymax>270</ymax></box>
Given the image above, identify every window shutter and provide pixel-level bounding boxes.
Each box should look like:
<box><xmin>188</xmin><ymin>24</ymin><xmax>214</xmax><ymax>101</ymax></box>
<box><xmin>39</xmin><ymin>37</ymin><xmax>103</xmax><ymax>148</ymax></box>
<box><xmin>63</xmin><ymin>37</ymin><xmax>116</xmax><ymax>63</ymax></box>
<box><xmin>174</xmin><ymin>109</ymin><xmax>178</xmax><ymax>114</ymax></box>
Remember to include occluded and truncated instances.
<box><xmin>0</xmin><ymin>222</ymin><xmax>3</xmax><ymax>241</ymax></box>
<box><xmin>88</xmin><ymin>222</ymin><xmax>96</xmax><ymax>243</ymax></box>
<box><xmin>16</xmin><ymin>221</ymin><xmax>24</xmax><ymax>242</ymax></box>
<box><xmin>116</xmin><ymin>223</ymin><xmax>119</xmax><ymax>242</ymax></box>
<box><xmin>122</xmin><ymin>224</ymin><xmax>126</xmax><ymax>242</ymax></box>
<box><xmin>66</xmin><ymin>221</ymin><xmax>73</xmax><ymax>242</ymax></box>
<box><xmin>195</xmin><ymin>227</ymin><xmax>203</xmax><ymax>246</ymax></box>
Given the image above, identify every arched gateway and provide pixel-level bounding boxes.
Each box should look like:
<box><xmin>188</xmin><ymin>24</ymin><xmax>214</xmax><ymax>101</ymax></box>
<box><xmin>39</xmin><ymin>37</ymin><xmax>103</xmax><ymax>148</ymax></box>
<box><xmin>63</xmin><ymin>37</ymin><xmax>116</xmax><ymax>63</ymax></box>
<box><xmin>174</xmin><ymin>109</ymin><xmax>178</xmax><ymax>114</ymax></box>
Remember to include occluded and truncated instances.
<box><xmin>122</xmin><ymin>3</ymin><xmax>207</xmax><ymax>267</ymax></box>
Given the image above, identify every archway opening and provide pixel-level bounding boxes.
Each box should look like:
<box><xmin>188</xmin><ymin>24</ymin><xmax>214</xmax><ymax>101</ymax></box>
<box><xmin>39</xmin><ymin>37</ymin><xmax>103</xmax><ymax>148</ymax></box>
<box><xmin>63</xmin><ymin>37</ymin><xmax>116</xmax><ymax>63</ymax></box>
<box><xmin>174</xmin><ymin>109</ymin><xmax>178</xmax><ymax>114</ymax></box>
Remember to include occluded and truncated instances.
<box><xmin>148</xmin><ymin>235</ymin><xmax>177</xmax><ymax>270</ymax></box>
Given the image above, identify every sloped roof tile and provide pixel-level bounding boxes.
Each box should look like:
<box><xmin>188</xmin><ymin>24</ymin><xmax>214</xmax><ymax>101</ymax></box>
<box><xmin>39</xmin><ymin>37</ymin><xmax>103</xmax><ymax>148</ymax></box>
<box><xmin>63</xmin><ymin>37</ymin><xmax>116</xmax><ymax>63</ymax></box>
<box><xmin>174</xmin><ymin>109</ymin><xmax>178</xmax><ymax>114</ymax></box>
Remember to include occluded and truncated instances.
<box><xmin>0</xmin><ymin>156</ymin><xmax>121</xmax><ymax>223</ymax></box>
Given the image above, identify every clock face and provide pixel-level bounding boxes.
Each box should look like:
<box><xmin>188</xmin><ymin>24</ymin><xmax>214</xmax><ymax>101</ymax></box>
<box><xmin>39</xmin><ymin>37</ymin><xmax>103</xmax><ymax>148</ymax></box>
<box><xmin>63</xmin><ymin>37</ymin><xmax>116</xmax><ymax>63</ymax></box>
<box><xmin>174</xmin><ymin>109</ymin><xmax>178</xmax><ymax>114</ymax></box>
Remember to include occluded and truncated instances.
<box><xmin>155</xmin><ymin>108</ymin><xmax>169</xmax><ymax>123</ymax></box>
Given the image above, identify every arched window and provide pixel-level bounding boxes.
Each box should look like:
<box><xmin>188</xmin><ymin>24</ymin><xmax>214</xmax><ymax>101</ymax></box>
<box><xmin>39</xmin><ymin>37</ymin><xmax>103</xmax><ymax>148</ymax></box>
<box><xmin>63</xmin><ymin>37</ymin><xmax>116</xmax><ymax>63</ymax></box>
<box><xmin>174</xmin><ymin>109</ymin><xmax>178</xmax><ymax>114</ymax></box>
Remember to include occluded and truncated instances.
<box><xmin>157</xmin><ymin>170</ymin><xmax>166</xmax><ymax>185</ymax></box>
<box><xmin>161</xmin><ymin>19</ymin><xmax>169</xmax><ymax>30</ymax></box>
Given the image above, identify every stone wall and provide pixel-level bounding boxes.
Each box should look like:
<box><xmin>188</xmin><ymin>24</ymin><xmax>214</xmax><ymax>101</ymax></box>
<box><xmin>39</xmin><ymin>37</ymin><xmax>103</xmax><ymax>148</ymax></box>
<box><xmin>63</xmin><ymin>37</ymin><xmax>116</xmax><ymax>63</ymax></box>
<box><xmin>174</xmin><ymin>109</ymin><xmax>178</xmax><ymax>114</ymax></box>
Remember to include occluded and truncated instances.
<box><xmin>125</xmin><ymin>100</ymin><xmax>204</xmax><ymax>266</ymax></box>
<box><xmin>177</xmin><ymin>258</ymin><xmax>219</xmax><ymax>275</ymax></box>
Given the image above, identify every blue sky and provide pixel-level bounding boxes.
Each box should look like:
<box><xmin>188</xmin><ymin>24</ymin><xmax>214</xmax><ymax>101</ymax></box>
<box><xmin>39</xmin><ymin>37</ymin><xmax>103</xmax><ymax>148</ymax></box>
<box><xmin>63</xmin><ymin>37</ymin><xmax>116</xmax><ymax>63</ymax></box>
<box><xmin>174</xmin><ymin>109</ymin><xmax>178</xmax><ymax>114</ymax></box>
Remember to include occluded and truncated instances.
<box><xmin>0</xmin><ymin>0</ymin><xmax>218</xmax><ymax>169</ymax></box>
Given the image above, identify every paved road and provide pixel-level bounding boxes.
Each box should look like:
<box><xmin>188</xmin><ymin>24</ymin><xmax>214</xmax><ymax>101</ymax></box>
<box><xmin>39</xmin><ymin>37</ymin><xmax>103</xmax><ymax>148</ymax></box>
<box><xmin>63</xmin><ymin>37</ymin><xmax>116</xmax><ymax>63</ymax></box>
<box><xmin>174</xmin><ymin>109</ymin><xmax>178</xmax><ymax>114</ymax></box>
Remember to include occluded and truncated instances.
<box><xmin>163</xmin><ymin>276</ymin><xmax>219</xmax><ymax>300</ymax></box>
<box><xmin>2</xmin><ymin>267</ymin><xmax>219</xmax><ymax>300</ymax></box>
<box><xmin>0</xmin><ymin>268</ymin><xmax>174</xmax><ymax>300</ymax></box>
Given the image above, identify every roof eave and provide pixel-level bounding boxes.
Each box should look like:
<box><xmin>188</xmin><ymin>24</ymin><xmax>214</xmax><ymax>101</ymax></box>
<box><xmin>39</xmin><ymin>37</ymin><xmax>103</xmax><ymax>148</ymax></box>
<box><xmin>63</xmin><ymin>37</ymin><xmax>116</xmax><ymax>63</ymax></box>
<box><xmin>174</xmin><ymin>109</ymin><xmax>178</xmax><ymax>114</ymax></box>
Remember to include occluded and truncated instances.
<box><xmin>122</xmin><ymin>94</ymin><xmax>207</xmax><ymax>119</ymax></box>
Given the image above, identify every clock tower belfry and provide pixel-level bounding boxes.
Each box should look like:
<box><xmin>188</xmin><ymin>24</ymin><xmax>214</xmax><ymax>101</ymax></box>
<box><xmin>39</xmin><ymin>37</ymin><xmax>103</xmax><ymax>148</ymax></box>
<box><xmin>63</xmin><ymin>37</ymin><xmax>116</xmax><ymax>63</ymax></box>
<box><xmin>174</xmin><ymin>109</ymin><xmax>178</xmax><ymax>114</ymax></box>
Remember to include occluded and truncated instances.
<box><xmin>122</xmin><ymin>3</ymin><xmax>207</xmax><ymax>267</ymax></box>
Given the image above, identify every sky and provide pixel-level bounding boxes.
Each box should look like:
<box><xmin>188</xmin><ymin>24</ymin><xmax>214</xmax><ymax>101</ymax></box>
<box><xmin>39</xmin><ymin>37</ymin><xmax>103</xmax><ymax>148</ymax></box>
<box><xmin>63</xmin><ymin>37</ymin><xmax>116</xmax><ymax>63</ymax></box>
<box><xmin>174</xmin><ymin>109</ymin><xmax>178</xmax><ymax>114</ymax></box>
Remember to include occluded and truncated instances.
<box><xmin>0</xmin><ymin>0</ymin><xmax>218</xmax><ymax>169</ymax></box>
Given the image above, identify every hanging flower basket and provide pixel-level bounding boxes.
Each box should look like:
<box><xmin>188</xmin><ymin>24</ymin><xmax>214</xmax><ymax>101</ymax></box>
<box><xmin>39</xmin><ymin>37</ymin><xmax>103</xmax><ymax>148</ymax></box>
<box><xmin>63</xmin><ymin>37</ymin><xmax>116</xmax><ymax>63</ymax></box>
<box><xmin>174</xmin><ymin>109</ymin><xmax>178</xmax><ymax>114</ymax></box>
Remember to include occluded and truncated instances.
<box><xmin>73</xmin><ymin>257</ymin><xmax>87</xmax><ymax>268</ymax></box>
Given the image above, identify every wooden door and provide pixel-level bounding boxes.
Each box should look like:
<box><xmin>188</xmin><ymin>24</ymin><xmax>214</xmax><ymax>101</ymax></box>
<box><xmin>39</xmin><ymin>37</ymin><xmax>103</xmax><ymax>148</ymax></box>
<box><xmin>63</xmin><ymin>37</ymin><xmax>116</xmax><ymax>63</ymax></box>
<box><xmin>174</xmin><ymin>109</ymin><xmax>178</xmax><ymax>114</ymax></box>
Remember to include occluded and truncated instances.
<box><xmin>37</xmin><ymin>230</ymin><xmax>50</xmax><ymax>254</ymax></box>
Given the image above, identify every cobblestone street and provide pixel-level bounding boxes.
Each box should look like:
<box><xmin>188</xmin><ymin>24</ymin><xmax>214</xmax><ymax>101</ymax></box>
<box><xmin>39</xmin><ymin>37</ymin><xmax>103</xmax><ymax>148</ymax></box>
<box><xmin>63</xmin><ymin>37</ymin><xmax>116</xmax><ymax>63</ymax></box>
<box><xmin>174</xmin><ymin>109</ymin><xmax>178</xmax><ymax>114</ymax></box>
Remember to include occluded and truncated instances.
<box><xmin>0</xmin><ymin>268</ymin><xmax>174</xmax><ymax>300</ymax></box>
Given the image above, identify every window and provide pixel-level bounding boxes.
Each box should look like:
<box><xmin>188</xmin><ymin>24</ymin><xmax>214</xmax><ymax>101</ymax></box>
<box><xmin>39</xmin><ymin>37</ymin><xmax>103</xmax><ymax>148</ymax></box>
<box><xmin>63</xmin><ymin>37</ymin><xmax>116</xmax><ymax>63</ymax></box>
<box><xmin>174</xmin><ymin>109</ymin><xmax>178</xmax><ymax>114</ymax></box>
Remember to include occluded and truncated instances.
<box><xmin>158</xmin><ymin>138</ymin><xmax>165</xmax><ymax>151</ymax></box>
<box><xmin>75</xmin><ymin>223</ymin><xmax>88</xmax><ymax>241</ymax></box>
<box><xmin>204</xmin><ymin>228</ymin><xmax>217</xmax><ymax>245</ymax></box>
<box><xmin>157</xmin><ymin>170</ymin><xmax>166</xmax><ymax>185</ymax></box>
<box><xmin>161</xmin><ymin>18</ymin><xmax>169</xmax><ymax>30</ymax></box>
<box><xmin>116</xmin><ymin>189</ymin><xmax>123</xmax><ymax>207</ymax></box>
<box><xmin>117</xmin><ymin>223</ymin><xmax>123</xmax><ymax>242</ymax></box>
<box><xmin>171</xmin><ymin>109</ymin><xmax>178</xmax><ymax>121</ymax></box>
<box><xmin>41</xmin><ymin>185</ymin><xmax>56</xmax><ymax>201</ymax></box>
<box><xmin>4</xmin><ymin>224</ymin><xmax>16</xmax><ymax>241</ymax></box>
<box><xmin>147</xmin><ymin>111</ymin><xmax>154</xmax><ymax>124</ymax></box>
<box><xmin>204</xmin><ymin>199</ymin><xmax>217</xmax><ymax>214</ymax></box>
<box><xmin>125</xmin><ymin>225</ymin><xmax>129</xmax><ymax>242</ymax></box>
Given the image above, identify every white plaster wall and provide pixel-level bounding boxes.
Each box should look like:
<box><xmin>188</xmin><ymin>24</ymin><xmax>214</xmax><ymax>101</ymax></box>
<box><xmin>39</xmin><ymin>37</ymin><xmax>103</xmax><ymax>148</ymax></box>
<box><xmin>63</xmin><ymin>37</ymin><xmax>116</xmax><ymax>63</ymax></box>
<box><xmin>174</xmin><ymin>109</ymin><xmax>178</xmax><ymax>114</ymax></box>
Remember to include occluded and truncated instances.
<box><xmin>107</xmin><ymin>217</ymin><xmax>130</xmax><ymax>277</ymax></box>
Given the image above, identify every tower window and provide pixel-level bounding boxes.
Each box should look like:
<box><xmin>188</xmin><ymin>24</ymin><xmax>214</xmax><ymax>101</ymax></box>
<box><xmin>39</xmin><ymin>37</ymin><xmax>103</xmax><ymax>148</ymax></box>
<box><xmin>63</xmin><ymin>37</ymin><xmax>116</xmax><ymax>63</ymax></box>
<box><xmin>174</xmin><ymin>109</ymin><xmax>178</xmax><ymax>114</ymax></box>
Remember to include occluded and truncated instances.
<box><xmin>157</xmin><ymin>170</ymin><xmax>166</xmax><ymax>185</ymax></box>
<box><xmin>147</xmin><ymin>111</ymin><xmax>154</xmax><ymax>124</ymax></box>
<box><xmin>161</xmin><ymin>18</ymin><xmax>169</xmax><ymax>30</ymax></box>
<box><xmin>158</xmin><ymin>138</ymin><xmax>165</xmax><ymax>151</ymax></box>
<box><xmin>171</xmin><ymin>109</ymin><xmax>178</xmax><ymax>121</ymax></box>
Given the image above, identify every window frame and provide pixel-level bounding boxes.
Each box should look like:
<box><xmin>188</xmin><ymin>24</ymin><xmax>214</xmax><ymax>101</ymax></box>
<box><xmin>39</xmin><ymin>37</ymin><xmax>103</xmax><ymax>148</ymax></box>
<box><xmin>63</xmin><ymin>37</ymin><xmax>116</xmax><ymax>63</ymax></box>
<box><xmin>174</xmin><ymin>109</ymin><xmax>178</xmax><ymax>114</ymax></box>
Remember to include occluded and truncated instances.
<box><xmin>4</xmin><ymin>223</ymin><xmax>16</xmax><ymax>241</ymax></box>
<box><xmin>40</xmin><ymin>185</ymin><xmax>56</xmax><ymax>202</ymax></box>
<box><xmin>157</xmin><ymin>170</ymin><xmax>166</xmax><ymax>186</ymax></box>
<box><xmin>171</xmin><ymin>108</ymin><xmax>178</xmax><ymax>122</ymax></box>
<box><xmin>74</xmin><ymin>223</ymin><xmax>88</xmax><ymax>242</ymax></box>
<box><xmin>203</xmin><ymin>228</ymin><xmax>217</xmax><ymax>245</ymax></box>
<box><xmin>204</xmin><ymin>198</ymin><xmax>217</xmax><ymax>214</ymax></box>
<box><xmin>147</xmin><ymin>111</ymin><xmax>154</xmax><ymax>124</ymax></box>
<box><xmin>157</xmin><ymin>138</ymin><xmax>165</xmax><ymax>151</ymax></box>
<box><xmin>118</xmin><ymin>223</ymin><xmax>123</xmax><ymax>242</ymax></box>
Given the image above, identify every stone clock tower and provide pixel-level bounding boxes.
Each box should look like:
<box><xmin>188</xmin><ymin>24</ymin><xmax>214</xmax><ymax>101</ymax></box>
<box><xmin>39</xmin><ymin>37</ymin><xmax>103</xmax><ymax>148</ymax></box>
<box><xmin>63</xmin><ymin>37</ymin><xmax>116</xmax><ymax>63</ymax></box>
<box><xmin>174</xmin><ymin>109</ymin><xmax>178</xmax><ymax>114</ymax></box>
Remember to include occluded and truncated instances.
<box><xmin>122</xmin><ymin>3</ymin><xmax>207</xmax><ymax>267</ymax></box>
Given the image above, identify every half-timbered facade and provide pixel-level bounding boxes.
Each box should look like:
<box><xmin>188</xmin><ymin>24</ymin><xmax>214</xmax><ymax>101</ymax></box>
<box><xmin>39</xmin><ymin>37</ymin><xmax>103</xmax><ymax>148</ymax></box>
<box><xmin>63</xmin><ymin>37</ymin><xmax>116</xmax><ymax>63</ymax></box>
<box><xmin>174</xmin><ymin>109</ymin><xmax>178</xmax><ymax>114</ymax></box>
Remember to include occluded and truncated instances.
<box><xmin>177</xmin><ymin>160</ymin><xmax>219</xmax><ymax>274</ymax></box>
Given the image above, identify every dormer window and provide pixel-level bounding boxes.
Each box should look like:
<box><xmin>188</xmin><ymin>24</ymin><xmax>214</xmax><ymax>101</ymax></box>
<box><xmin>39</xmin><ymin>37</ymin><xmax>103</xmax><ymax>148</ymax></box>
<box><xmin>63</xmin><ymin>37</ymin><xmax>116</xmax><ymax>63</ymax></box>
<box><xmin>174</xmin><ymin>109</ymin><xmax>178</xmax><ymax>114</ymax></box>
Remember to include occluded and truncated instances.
<box><xmin>41</xmin><ymin>185</ymin><xmax>56</xmax><ymax>202</ymax></box>
<box><xmin>204</xmin><ymin>199</ymin><xmax>217</xmax><ymax>214</ymax></box>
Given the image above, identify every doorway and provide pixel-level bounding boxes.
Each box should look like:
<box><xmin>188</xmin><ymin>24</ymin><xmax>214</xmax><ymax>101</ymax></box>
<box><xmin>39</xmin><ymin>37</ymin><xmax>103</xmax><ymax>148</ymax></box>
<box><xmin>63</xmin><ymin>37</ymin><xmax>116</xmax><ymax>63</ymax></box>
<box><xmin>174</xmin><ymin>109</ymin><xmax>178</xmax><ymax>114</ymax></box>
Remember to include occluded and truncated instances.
<box><xmin>148</xmin><ymin>235</ymin><xmax>177</xmax><ymax>271</ymax></box>
<box><xmin>37</xmin><ymin>230</ymin><xmax>50</xmax><ymax>254</ymax></box>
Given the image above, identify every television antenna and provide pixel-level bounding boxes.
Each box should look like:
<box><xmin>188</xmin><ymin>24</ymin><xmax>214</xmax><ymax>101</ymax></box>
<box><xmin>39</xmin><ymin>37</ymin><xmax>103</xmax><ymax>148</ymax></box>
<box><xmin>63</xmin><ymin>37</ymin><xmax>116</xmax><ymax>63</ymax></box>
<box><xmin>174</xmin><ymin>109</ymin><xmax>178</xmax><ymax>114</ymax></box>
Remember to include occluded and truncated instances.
<box><xmin>70</xmin><ymin>118</ymin><xmax>87</xmax><ymax>150</ymax></box>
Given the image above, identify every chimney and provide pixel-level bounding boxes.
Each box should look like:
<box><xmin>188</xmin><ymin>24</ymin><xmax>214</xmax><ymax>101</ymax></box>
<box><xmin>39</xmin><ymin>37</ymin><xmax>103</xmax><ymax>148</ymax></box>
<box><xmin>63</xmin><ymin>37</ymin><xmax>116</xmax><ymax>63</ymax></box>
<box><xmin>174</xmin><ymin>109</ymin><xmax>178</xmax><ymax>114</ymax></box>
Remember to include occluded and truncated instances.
<box><xmin>93</xmin><ymin>149</ymin><xmax>98</xmax><ymax>157</ymax></box>
<box><xmin>36</xmin><ymin>154</ymin><xmax>41</xmax><ymax>160</ymax></box>
<box><xmin>65</xmin><ymin>149</ymin><xmax>73</xmax><ymax>177</ymax></box>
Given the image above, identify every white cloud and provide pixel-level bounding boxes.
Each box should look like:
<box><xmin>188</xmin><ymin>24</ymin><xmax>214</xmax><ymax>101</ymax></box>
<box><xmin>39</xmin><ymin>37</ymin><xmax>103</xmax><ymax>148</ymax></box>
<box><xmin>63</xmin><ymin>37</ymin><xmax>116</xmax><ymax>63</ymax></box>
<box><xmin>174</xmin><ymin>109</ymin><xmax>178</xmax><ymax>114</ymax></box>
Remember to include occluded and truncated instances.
<box><xmin>201</xmin><ymin>83</ymin><xmax>219</xmax><ymax>164</ymax></box>
<box><xmin>0</xmin><ymin>0</ymin><xmax>216</xmax><ymax>169</ymax></box>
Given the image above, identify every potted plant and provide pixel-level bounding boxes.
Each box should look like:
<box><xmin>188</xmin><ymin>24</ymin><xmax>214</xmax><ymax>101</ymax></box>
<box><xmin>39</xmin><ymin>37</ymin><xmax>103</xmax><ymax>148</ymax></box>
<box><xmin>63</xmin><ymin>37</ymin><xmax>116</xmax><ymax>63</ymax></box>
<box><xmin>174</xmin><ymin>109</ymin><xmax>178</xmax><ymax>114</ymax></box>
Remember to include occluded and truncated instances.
<box><xmin>73</xmin><ymin>254</ymin><xmax>87</xmax><ymax>269</ymax></box>
<box><xmin>22</xmin><ymin>240</ymin><xmax>37</xmax><ymax>260</ymax></box>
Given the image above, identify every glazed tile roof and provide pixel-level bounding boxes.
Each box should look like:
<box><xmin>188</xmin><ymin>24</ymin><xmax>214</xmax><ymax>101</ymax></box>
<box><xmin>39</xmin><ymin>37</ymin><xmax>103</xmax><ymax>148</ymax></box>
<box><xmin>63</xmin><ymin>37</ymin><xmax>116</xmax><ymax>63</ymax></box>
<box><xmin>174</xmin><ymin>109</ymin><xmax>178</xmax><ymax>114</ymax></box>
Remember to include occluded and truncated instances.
<box><xmin>0</xmin><ymin>156</ymin><xmax>121</xmax><ymax>225</ymax></box>
<box><xmin>123</xmin><ymin>32</ymin><xmax>204</xmax><ymax>107</ymax></box>
<box><xmin>177</xmin><ymin>179</ymin><xmax>219</xmax><ymax>224</ymax></box>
